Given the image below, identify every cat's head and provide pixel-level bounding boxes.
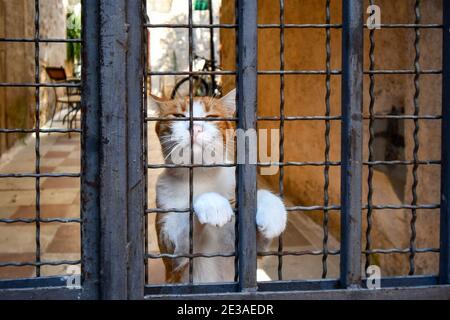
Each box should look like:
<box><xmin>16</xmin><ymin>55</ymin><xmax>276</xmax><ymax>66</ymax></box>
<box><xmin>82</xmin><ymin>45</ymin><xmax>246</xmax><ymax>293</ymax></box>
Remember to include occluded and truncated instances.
<box><xmin>151</xmin><ymin>89</ymin><xmax>236</xmax><ymax>165</ymax></box>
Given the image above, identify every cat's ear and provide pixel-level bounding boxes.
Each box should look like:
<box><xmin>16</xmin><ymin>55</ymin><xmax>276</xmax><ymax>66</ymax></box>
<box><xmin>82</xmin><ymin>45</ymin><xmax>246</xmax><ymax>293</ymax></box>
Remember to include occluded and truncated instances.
<box><xmin>220</xmin><ymin>88</ymin><xmax>236</xmax><ymax>115</ymax></box>
<box><xmin>149</xmin><ymin>94</ymin><xmax>167</xmax><ymax>115</ymax></box>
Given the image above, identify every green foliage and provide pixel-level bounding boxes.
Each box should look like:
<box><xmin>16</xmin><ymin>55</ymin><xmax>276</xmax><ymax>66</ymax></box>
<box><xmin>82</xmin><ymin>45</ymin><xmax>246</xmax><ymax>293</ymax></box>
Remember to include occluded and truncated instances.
<box><xmin>66</xmin><ymin>11</ymin><xmax>81</xmax><ymax>63</ymax></box>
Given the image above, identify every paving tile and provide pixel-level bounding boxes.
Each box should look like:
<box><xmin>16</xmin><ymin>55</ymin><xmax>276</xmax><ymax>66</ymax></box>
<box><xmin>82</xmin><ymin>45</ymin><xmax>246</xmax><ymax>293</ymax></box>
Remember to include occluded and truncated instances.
<box><xmin>0</xmin><ymin>253</ymin><xmax>35</xmax><ymax>280</ymax></box>
<box><xmin>10</xmin><ymin>204</ymin><xmax>79</xmax><ymax>219</ymax></box>
<box><xmin>0</xmin><ymin>224</ymin><xmax>59</xmax><ymax>254</ymax></box>
<box><xmin>0</xmin><ymin>206</ymin><xmax>20</xmax><ymax>219</ymax></box>
<box><xmin>60</xmin><ymin>158</ymin><xmax>80</xmax><ymax>166</ymax></box>
<box><xmin>0</xmin><ymin>178</ymin><xmax>35</xmax><ymax>191</ymax></box>
<box><xmin>0</xmin><ymin>191</ymin><xmax>35</xmax><ymax>207</ymax></box>
<box><xmin>44</xmin><ymin>151</ymin><xmax>71</xmax><ymax>159</ymax></box>
<box><xmin>39</xmin><ymin>190</ymin><xmax>79</xmax><ymax>205</ymax></box>
<box><xmin>147</xmin><ymin>258</ymin><xmax>166</xmax><ymax>285</ymax></box>
<box><xmin>45</xmin><ymin>224</ymin><xmax>81</xmax><ymax>254</ymax></box>
<box><xmin>41</xmin><ymin>177</ymin><xmax>80</xmax><ymax>189</ymax></box>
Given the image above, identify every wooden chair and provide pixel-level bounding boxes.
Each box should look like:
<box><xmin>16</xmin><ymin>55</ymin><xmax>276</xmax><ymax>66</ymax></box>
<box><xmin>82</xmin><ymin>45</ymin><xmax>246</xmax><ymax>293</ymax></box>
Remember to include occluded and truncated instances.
<box><xmin>45</xmin><ymin>67</ymin><xmax>81</xmax><ymax>130</ymax></box>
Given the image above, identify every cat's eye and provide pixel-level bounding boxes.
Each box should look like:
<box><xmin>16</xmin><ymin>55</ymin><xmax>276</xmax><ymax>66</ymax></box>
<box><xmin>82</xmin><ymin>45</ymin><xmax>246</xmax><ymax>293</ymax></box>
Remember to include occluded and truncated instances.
<box><xmin>172</xmin><ymin>113</ymin><xmax>186</xmax><ymax>118</ymax></box>
<box><xmin>206</xmin><ymin>114</ymin><xmax>220</xmax><ymax>118</ymax></box>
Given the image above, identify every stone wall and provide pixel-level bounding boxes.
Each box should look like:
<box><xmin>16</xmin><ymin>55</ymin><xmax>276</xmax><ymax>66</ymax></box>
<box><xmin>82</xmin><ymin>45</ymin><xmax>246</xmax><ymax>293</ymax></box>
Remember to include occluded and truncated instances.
<box><xmin>220</xmin><ymin>0</ymin><xmax>442</xmax><ymax>275</ymax></box>
<box><xmin>0</xmin><ymin>0</ymin><xmax>67</xmax><ymax>156</ymax></box>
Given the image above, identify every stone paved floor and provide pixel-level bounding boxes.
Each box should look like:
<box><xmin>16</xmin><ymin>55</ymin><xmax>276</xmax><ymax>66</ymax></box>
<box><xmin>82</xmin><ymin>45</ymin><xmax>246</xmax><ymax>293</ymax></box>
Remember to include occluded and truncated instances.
<box><xmin>0</xmin><ymin>112</ymin><xmax>339</xmax><ymax>283</ymax></box>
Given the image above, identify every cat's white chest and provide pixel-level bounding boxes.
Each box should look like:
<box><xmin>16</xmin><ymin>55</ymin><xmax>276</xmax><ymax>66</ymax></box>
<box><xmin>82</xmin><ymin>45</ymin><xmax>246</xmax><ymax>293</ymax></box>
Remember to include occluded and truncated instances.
<box><xmin>156</xmin><ymin>167</ymin><xmax>235</xmax><ymax>208</ymax></box>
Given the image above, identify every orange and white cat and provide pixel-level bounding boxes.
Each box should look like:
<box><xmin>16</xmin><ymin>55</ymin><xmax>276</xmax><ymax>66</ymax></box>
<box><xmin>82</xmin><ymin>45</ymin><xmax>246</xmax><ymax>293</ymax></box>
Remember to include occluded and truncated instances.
<box><xmin>152</xmin><ymin>89</ymin><xmax>287</xmax><ymax>283</ymax></box>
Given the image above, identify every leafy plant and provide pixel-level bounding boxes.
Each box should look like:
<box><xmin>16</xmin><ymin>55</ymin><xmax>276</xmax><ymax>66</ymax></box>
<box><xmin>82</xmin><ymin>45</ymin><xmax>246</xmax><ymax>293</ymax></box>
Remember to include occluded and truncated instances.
<box><xmin>66</xmin><ymin>11</ymin><xmax>81</xmax><ymax>64</ymax></box>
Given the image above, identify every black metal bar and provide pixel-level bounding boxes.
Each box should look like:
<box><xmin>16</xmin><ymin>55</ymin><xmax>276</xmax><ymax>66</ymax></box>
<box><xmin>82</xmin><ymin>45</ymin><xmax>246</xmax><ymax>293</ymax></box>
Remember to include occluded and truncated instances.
<box><xmin>409</xmin><ymin>0</ymin><xmax>421</xmax><ymax>276</ymax></box>
<box><xmin>208</xmin><ymin>0</ymin><xmax>216</xmax><ymax>92</ymax></box>
<box><xmin>188</xmin><ymin>0</ymin><xmax>194</xmax><ymax>285</ymax></box>
<box><xmin>0</xmin><ymin>38</ymin><xmax>82</xmax><ymax>43</ymax></box>
<box><xmin>142</xmin><ymin>23</ymin><xmax>443</xmax><ymax>30</ymax></box>
<box><xmin>322</xmin><ymin>0</ymin><xmax>331</xmax><ymax>279</ymax></box>
<box><xmin>237</xmin><ymin>0</ymin><xmax>258</xmax><ymax>292</ymax></box>
<box><xmin>126</xmin><ymin>0</ymin><xmax>145</xmax><ymax>300</ymax></box>
<box><xmin>145</xmin><ymin>285</ymin><xmax>450</xmax><ymax>300</ymax></box>
<box><xmin>98</xmin><ymin>0</ymin><xmax>128</xmax><ymax>299</ymax></box>
<box><xmin>440</xmin><ymin>0</ymin><xmax>450</xmax><ymax>285</ymax></box>
<box><xmin>0</xmin><ymin>82</ymin><xmax>81</xmax><ymax>87</ymax></box>
<box><xmin>277</xmin><ymin>0</ymin><xmax>285</xmax><ymax>281</ymax></box>
<box><xmin>34</xmin><ymin>0</ymin><xmax>41</xmax><ymax>278</ymax></box>
<box><xmin>366</xmin><ymin>0</ymin><xmax>376</xmax><ymax>274</ymax></box>
<box><xmin>143</xmin><ymin>0</ymin><xmax>149</xmax><ymax>287</ymax></box>
<box><xmin>340</xmin><ymin>0</ymin><xmax>363</xmax><ymax>288</ymax></box>
<box><xmin>80</xmin><ymin>0</ymin><xmax>101</xmax><ymax>300</ymax></box>
<box><xmin>0</xmin><ymin>287</ymin><xmax>82</xmax><ymax>300</ymax></box>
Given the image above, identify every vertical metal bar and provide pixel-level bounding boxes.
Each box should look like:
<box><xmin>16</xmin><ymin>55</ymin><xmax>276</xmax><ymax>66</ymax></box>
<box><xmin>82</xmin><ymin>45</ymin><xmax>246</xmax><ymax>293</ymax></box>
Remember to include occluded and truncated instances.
<box><xmin>340</xmin><ymin>0</ymin><xmax>363</xmax><ymax>288</ymax></box>
<box><xmin>188</xmin><ymin>0</ymin><xmax>195</xmax><ymax>284</ymax></box>
<box><xmin>143</xmin><ymin>1</ymin><xmax>149</xmax><ymax>287</ymax></box>
<box><xmin>440</xmin><ymin>0</ymin><xmax>450</xmax><ymax>285</ymax></box>
<box><xmin>277</xmin><ymin>0</ymin><xmax>285</xmax><ymax>281</ymax></box>
<box><xmin>126</xmin><ymin>0</ymin><xmax>145</xmax><ymax>299</ymax></box>
<box><xmin>237</xmin><ymin>0</ymin><xmax>258</xmax><ymax>292</ymax></box>
<box><xmin>409</xmin><ymin>0</ymin><xmax>421</xmax><ymax>276</ymax></box>
<box><xmin>81</xmin><ymin>0</ymin><xmax>101</xmax><ymax>299</ymax></box>
<box><xmin>365</xmin><ymin>0</ymin><xmax>376</xmax><ymax>274</ymax></box>
<box><xmin>34</xmin><ymin>0</ymin><xmax>41</xmax><ymax>278</ymax></box>
<box><xmin>322</xmin><ymin>0</ymin><xmax>331</xmax><ymax>279</ymax></box>
<box><xmin>234</xmin><ymin>0</ymin><xmax>239</xmax><ymax>283</ymax></box>
<box><xmin>98</xmin><ymin>0</ymin><xmax>128</xmax><ymax>299</ymax></box>
<box><xmin>208</xmin><ymin>0</ymin><xmax>216</xmax><ymax>92</ymax></box>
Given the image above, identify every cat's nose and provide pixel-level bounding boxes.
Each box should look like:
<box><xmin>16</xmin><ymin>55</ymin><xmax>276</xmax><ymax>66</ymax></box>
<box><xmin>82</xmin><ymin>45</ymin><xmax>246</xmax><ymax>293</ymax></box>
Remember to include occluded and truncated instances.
<box><xmin>193</xmin><ymin>124</ymin><xmax>203</xmax><ymax>139</ymax></box>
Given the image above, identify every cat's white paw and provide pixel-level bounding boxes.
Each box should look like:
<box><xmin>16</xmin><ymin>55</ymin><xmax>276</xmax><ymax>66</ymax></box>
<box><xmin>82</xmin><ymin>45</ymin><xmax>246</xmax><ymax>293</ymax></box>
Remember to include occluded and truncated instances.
<box><xmin>194</xmin><ymin>192</ymin><xmax>234</xmax><ymax>227</ymax></box>
<box><xmin>256</xmin><ymin>190</ymin><xmax>287</xmax><ymax>239</ymax></box>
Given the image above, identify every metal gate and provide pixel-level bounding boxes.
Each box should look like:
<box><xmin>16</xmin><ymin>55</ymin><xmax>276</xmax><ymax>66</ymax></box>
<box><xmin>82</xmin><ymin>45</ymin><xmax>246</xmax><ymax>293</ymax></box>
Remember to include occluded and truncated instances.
<box><xmin>0</xmin><ymin>0</ymin><xmax>449</xmax><ymax>300</ymax></box>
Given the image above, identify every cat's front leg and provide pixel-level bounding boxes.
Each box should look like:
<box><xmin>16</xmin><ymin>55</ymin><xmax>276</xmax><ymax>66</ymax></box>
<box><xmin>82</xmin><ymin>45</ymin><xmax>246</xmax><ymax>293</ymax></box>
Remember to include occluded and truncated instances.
<box><xmin>256</xmin><ymin>190</ymin><xmax>287</xmax><ymax>239</ymax></box>
<box><xmin>193</xmin><ymin>192</ymin><xmax>234</xmax><ymax>227</ymax></box>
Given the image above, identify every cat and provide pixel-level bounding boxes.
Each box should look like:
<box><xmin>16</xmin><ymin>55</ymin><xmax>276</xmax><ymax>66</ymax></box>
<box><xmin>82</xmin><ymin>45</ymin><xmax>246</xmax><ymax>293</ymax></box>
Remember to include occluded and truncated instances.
<box><xmin>152</xmin><ymin>89</ymin><xmax>287</xmax><ymax>283</ymax></box>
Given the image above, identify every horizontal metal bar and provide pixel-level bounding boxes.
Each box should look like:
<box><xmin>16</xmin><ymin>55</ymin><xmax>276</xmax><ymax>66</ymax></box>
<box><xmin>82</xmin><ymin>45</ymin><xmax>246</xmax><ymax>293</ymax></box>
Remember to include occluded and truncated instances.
<box><xmin>147</xmin><ymin>163</ymin><xmax>236</xmax><ymax>169</ymax></box>
<box><xmin>147</xmin><ymin>70</ymin><xmax>235</xmax><ymax>76</ymax></box>
<box><xmin>0</xmin><ymin>128</ymin><xmax>82</xmax><ymax>134</ymax></box>
<box><xmin>146</xmin><ymin>252</ymin><xmax>235</xmax><ymax>259</ymax></box>
<box><xmin>257</xmin><ymin>279</ymin><xmax>340</xmax><ymax>291</ymax></box>
<box><xmin>287</xmin><ymin>205</ymin><xmax>341</xmax><ymax>212</ymax></box>
<box><xmin>363</xmin><ymin>114</ymin><xmax>442</xmax><ymax>120</ymax></box>
<box><xmin>363</xmin><ymin>204</ymin><xmax>440</xmax><ymax>210</ymax></box>
<box><xmin>257</xmin><ymin>161</ymin><xmax>341</xmax><ymax>167</ymax></box>
<box><xmin>0</xmin><ymin>287</ymin><xmax>82</xmax><ymax>300</ymax></box>
<box><xmin>145</xmin><ymin>117</ymin><xmax>238</xmax><ymax>122</ymax></box>
<box><xmin>258</xmin><ymin>70</ymin><xmax>341</xmax><ymax>75</ymax></box>
<box><xmin>145</xmin><ymin>283</ymin><xmax>238</xmax><ymax>295</ymax></box>
<box><xmin>365</xmin><ymin>69</ymin><xmax>442</xmax><ymax>74</ymax></box>
<box><xmin>147</xmin><ymin>162</ymin><xmax>342</xmax><ymax>169</ymax></box>
<box><xmin>0</xmin><ymin>275</ymin><xmax>70</xmax><ymax>289</ymax></box>
<box><xmin>259</xmin><ymin>23</ymin><xmax>342</xmax><ymax>29</ymax></box>
<box><xmin>0</xmin><ymin>173</ymin><xmax>80</xmax><ymax>178</ymax></box>
<box><xmin>258</xmin><ymin>116</ymin><xmax>342</xmax><ymax>121</ymax></box>
<box><xmin>0</xmin><ymin>38</ymin><xmax>82</xmax><ymax>43</ymax></box>
<box><xmin>0</xmin><ymin>82</ymin><xmax>81</xmax><ymax>88</ymax></box>
<box><xmin>143</xmin><ymin>23</ymin><xmax>442</xmax><ymax>30</ymax></box>
<box><xmin>364</xmin><ymin>160</ymin><xmax>441</xmax><ymax>166</ymax></box>
<box><xmin>145</xmin><ymin>69</ymin><xmax>443</xmax><ymax>77</ymax></box>
<box><xmin>144</xmin><ymin>23</ymin><xmax>237</xmax><ymax>29</ymax></box>
<box><xmin>258</xmin><ymin>249</ymin><xmax>340</xmax><ymax>257</ymax></box>
<box><xmin>145</xmin><ymin>285</ymin><xmax>450</xmax><ymax>300</ymax></box>
<box><xmin>0</xmin><ymin>260</ymin><xmax>80</xmax><ymax>267</ymax></box>
<box><xmin>363</xmin><ymin>23</ymin><xmax>443</xmax><ymax>29</ymax></box>
<box><xmin>145</xmin><ymin>203</ymin><xmax>437</xmax><ymax>214</ymax></box>
<box><xmin>364</xmin><ymin>248</ymin><xmax>439</xmax><ymax>254</ymax></box>
<box><xmin>0</xmin><ymin>218</ymin><xmax>81</xmax><ymax>224</ymax></box>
